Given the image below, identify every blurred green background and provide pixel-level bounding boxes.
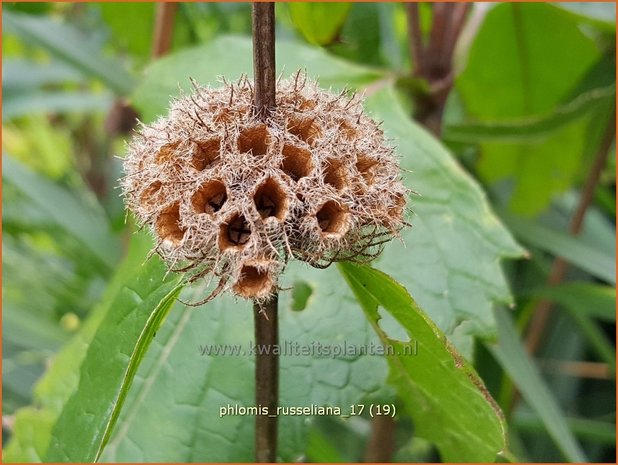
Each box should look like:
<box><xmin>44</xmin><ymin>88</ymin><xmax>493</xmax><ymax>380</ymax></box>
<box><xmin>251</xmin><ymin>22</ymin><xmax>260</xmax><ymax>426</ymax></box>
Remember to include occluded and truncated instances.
<box><xmin>2</xmin><ymin>2</ymin><xmax>616</xmax><ymax>462</ymax></box>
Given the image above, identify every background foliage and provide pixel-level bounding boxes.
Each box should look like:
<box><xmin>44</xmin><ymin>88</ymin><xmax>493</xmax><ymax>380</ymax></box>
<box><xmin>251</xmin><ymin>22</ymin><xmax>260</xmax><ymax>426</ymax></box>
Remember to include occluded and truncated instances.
<box><xmin>2</xmin><ymin>2</ymin><xmax>615</xmax><ymax>463</ymax></box>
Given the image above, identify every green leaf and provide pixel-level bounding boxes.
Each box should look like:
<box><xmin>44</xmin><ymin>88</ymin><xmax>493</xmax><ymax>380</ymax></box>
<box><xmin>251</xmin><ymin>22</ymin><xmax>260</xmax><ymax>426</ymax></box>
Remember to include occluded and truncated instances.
<box><xmin>3</xmin><ymin>10</ymin><xmax>135</xmax><ymax>95</ymax></box>
<box><xmin>133</xmin><ymin>35</ymin><xmax>382</xmax><ymax>123</ymax></box>
<box><xmin>557</xmin><ymin>2</ymin><xmax>616</xmax><ymax>31</ymax></box>
<box><xmin>514</xmin><ymin>412</ymin><xmax>616</xmax><ymax>446</ymax></box>
<box><xmin>444</xmin><ymin>84</ymin><xmax>615</xmax><ymax>143</ymax></box>
<box><xmin>328</xmin><ymin>3</ymin><xmax>384</xmax><ymax>67</ymax></box>
<box><xmin>364</xmin><ymin>87</ymin><xmax>523</xmax><ymax>345</ymax></box>
<box><xmin>339</xmin><ymin>262</ymin><xmax>506</xmax><ymax>462</ymax></box>
<box><xmin>44</xmin><ymin>262</ymin><xmax>182</xmax><ymax>461</ymax></box>
<box><xmin>3</xmin><ymin>232</ymin><xmax>154</xmax><ymax>462</ymax></box>
<box><xmin>456</xmin><ymin>3</ymin><xmax>602</xmax><ymax>215</ymax></box>
<box><xmin>488</xmin><ymin>307</ymin><xmax>587</xmax><ymax>462</ymax></box>
<box><xmin>2</xmin><ymin>58</ymin><xmax>83</xmax><ymax>92</ymax></box>
<box><xmin>500</xmin><ymin>210</ymin><xmax>616</xmax><ymax>283</ymax></box>
<box><xmin>3</xmin><ymin>91</ymin><xmax>112</xmax><ymax>120</ymax></box>
<box><xmin>529</xmin><ymin>283</ymin><xmax>616</xmax><ymax>370</ymax></box>
<box><xmin>3</xmin><ymin>407</ymin><xmax>57</xmax><ymax>462</ymax></box>
<box><xmin>2</xmin><ymin>154</ymin><xmax>119</xmax><ymax>269</ymax></box>
<box><xmin>530</xmin><ymin>282</ymin><xmax>616</xmax><ymax>322</ymax></box>
<box><xmin>288</xmin><ymin>3</ymin><xmax>351</xmax><ymax>46</ymax></box>
<box><xmin>99</xmin><ymin>262</ymin><xmax>390</xmax><ymax>462</ymax></box>
<box><xmin>458</xmin><ymin>3</ymin><xmax>600</xmax><ymax>119</ymax></box>
<box><xmin>100</xmin><ymin>3</ymin><xmax>155</xmax><ymax>59</ymax></box>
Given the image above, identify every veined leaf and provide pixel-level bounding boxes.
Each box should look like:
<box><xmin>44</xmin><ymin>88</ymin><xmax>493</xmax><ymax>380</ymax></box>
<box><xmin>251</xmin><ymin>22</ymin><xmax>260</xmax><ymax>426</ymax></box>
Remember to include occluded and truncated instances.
<box><xmin>44</xmin><ymin>254</ymin><xmax>182</xmax><ymax>461</ymax></box>
<box><xmin>340</xmin><ymin>262</ymin><xmax>507</xmax><ymax>462</ymax></box>
<box><xmin>100</xmin><ymin>262</ymin><xmax>390</xmax><ymax>462</ymax></box>
<box><xmin>365</xmin><ymin>87</ymin><xmax>523</xmax><ymax>345</ymax></box>
<box><xmin>134</xmin><ymin>36</ymin><xmax>523</xmax><ymax>345</ymax></box>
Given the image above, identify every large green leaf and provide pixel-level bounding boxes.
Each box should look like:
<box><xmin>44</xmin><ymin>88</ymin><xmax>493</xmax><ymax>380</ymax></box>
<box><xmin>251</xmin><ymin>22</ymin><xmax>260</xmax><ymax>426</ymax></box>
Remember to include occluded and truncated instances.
<box><xmin>100</xmin><ymin>262</ymin><xmax>389</xmax><ymax>462</ymax></box>
<box><xmin>133</xmin><ymin>36</ymin><xmax>382</xmax><ymax>122</ymax></box>
<box><xmin>456</xmin><ymin>3</ymin><xmax>602</xmax><ymax>215</ymax></box>
<box><xmin>44</xmin><ymin>257</ymin><xmax>182</xmax><ymax>461</ymax></box>
<box><xmin>288</xmin><ymin>3</ymin><xmax>351</xmax><ymax>46</ymax></box>
<box><xmin>339</xmin><ymin>262</ymin><xmax>506</xmax><ymax>462</ymax></box>
<box><xmin>488</xmin><ymin>307</ymin><xmax>586</xmax><ymax>462</ymax></box>
<box><xmin>3</xmin><ymin>10</ymin><xmax>135</xmax><ymax>95</ymax></box>
<box><xmin>364</xmin><ymin>87</ymin><xmax>523</xmax><ymax>344</ymax></box>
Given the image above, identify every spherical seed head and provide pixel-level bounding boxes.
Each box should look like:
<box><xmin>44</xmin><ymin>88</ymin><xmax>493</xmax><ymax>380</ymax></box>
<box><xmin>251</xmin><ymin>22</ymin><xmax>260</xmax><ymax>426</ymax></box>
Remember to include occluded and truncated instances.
<box><xmin>122</xmin><ymin>72</ymin><xmax>409</xmax><ymax>302</ymax></box>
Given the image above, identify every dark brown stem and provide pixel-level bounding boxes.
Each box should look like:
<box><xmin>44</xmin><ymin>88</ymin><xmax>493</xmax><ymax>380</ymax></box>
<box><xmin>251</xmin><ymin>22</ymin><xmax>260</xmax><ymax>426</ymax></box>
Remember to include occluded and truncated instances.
<box><xmin>406</xmin><ymin>2</ymin><xmax>470</xmax><ymax>137</ymax></box>
<box><xmin>364</xmin><ymin>415</ymin><xmax>395</xmax><ymax>462</ymax></box>
<box><xmin>254</xmin><ymin>295</ymin><xmax>279</xmax><ymax>462</ymax></box>
<box><xmin>406</xmin><ymin>3</ymin><xmax>424</xmax><ymax>78</ymax></box>
<box><xmin>426</xmin><ymin>3</ymin><xmax>450</xmax><ymax>79</ymax></box>
<box><xmin>440</xmin><ymin>3</ymin><xmax>471</xmax><ymax>70</ymax></box>
<box><xmin>525</xmin><ymin>109</ymin><xmax>616</xmax><ymax>354</ymax></box>
<box><xmin>152</xmin><ymin>2</ymin><xmax>177</xmax><ymax>58</ymax></box>
<box><xmin>252</xmin><ymin>2</ymin><xmax>276</xmax><ymax>119</ymax></box>
<box><xmin>252</xmin><ymin>3</ymin><xmax>278</xmax><ymax>462</ymax></box>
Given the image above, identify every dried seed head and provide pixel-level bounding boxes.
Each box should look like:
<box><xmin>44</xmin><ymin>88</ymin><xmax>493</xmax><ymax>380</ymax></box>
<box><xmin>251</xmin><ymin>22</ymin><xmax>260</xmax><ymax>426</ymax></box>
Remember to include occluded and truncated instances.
<box><xmin>122</xmin><ymin>73</ymin><xmax>409</xmax><ymax>302</ymax></box>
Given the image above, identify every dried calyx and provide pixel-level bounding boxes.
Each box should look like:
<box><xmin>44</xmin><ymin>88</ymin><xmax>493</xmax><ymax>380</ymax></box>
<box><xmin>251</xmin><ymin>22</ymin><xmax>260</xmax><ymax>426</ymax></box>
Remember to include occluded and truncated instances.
<box><xmin>122</xmin><ymin>73</ymin><xmax>408</xmax><ymax>303</ymax></box>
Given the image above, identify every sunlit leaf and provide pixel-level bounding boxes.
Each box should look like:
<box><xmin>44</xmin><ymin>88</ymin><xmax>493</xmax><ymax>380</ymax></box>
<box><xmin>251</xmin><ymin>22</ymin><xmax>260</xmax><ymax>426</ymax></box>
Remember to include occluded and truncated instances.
<box><xmin>456</xmin><ymin>3</ymin><xmax>602</xmax><ymax>215</ymax></box>
<box><xmin>288</xmin><ymin>3</ymin><xmax>351</xmax><ymax>46</ymax></box>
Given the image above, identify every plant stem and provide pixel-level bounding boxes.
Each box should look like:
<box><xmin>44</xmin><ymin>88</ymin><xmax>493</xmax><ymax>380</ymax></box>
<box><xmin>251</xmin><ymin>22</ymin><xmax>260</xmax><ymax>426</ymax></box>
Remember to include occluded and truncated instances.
<box><xmin>252</xmin><ymin>2</ymin><xmax>276</xmax><ymax>119</ymax></box>
<box><xmin>406</xmin><ymin>3</ymin><xmax>424</xmax><ymax>78</ymax></box>
<box><xmin>152</xmin><ymin>2</ymin><xmax>177</xmax><ymax>59</ymax></box>
<box><xmin>364</xmin><ymin>414</ymin><xmax>395</xmax><ymax>462</ymax></box>
<box><xmin>525</xmin><ymin>109</ymin><xmax>616</xmax><ymax>354</ymax></box>
<box><xmin>252</xmin><ymin>3</ymin><xmax>278</xmax><ymax>462</ymax></box>
<box><xmin>254</xmin><ymin>296</ymin><xmax>279</xmax><ymax>462</ymax></box>
<box><xmin>406</xmin><ymin>2</ymin><xmax>470</xmax><ymax>136</ymax></box>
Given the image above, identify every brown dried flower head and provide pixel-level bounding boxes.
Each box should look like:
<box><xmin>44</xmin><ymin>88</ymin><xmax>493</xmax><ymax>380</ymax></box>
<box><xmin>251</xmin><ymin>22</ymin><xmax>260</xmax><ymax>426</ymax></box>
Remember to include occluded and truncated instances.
<box><xmin>122</xmin><ymin>73</ymin><xmax>408</xmax><ymax>303</ymax></box>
